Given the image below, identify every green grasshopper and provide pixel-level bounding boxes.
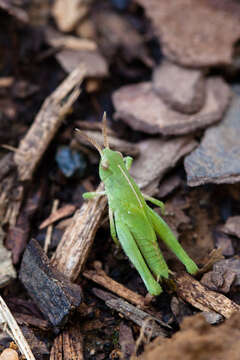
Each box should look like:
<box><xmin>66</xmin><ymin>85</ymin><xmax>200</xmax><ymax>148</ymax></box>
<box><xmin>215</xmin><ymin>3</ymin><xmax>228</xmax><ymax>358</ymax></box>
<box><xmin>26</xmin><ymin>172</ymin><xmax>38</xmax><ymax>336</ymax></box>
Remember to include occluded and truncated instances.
<box><xmin>77</xmin><ymin>114</ymin><xmax>199</xmax><ymax>295</ymax></box>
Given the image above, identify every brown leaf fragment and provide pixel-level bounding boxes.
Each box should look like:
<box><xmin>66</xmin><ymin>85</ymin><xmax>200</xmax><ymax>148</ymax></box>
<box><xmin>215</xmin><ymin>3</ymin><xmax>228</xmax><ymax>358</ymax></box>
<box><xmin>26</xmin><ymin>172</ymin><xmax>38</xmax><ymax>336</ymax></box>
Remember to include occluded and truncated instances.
<box><xmin>130</xmin><ymin>137</ymin><xmax>197</xmax><ymax>193</ymax></box>
<box><xmin>136</xmin><ymin>0</ymin><xmax>240</xmax><ymax>68</ymax></box>
<box><xmin>184</xmin><ymin>95</ymin><xmax>240</xmax><ymax>186</ymax></box>
<box><xmin>14</xmin><ymin>65</ymin><xmax>86</xmax><ymax>181</ymax></box>
<box><xmin>139</xmin><ymin>312</ymin><xmax>240</xmax><ymax>360</ymax></box>
<box><xmin>39</xmin><ymin>204</ymin><xmax>76</xmax><ymax>229</ymax></box>
<box><xmin>119</xmin><ymin>322</ymin><xmax>135</xmax><ymax>359</ymax></box>
<box><xmin>221</xmin><ymin>216</ymin><xmax>240</xmax><ymax>238</ymax></box>
<box><xmin>174</xmin><ymin>272</ymin><xmax>240</xmax><ymax>318</ymax></box>
<box><xmin>20</xmin><ymin>239</ymin><xmax>82</xmax><ymax>328</ymax></box>
<box><xmin>50</xmin><ymin>324</ymin><xmax>84</xmax><ymax>360</ymax></box>
<box><xmin>153</xmin><ymin>61</ymin><xmax>205</xmax><ymax>114</ymax></box>
<box><xmin>113</xmin><ymin>78</ymin><xmax>231</xmax><ymax>135</ymax></box>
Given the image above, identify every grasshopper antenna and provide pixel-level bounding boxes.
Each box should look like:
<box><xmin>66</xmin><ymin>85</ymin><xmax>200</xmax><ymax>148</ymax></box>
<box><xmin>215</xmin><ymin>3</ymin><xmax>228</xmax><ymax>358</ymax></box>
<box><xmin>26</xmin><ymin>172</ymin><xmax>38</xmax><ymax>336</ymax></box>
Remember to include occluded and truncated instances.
<box><xmin>75</xmin><ymin>128</ymin><xmax>103</xmax><ymax>156</ymax></box>
<box><xmin>102</xmin><ymin>112</ymin><xmax>110</xmax><ymax>149</ymax></box>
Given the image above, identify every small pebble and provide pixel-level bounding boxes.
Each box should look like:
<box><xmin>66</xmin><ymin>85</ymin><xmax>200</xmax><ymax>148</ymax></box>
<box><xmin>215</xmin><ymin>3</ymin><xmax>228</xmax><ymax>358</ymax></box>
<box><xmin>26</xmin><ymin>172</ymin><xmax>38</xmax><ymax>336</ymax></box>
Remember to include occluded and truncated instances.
<box><xmin>0</xmin><ymin>348</ymin><xmax>19</xmax><ymax>360</ymax></box>
<box><xmin>55</xmin><ymin>146</ymin><xmax>87</xmax><ymax>178</ymax></box>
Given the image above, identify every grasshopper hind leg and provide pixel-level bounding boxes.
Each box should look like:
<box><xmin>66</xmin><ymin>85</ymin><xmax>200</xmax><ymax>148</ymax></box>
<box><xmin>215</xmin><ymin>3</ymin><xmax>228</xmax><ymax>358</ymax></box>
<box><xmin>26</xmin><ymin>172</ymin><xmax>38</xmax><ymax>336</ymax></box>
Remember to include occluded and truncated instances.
<box><xmin>147</xmin><ymin>206</ymin><xmax>199</xmax><ymax>275</ymax></box>
<box><xmin>115</xmin><ymin>216</ymin><xmax>163</xmax><ymax>296</ymax></box>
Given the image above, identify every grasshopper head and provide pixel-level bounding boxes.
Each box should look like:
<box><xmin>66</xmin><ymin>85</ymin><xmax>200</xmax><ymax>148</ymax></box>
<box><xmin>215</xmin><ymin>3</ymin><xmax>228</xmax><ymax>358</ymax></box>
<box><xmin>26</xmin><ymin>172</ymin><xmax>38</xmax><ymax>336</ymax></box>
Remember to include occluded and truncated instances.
<box><xmin>99</xmin><ymin>148</ymin><xmax>124</xmax><ymax>181</ymax></box>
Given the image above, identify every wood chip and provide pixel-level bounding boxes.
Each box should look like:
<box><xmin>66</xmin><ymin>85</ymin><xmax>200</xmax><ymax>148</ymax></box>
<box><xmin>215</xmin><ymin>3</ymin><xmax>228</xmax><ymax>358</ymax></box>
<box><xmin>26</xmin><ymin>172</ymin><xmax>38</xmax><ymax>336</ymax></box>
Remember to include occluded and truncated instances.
<box><xmin>153</xmin><ymin>61</ymin><xmax>205</xmax><ymax>114</ymax></box>
<box><xmin>83</xmin><ymin>269</ymin><xmax>146</xmax><ymax>308</ymax></box>
<box><xmin>174</xmin><ymin>272</ymin><xmax>240</xmax><ymax>318</ymax></box>
<box><xmin>184</xmin><ymin>94</ymin><xmax>240</xmax><ymax>186</ymax></box>
<box><xmin>136</xmin><ymin>0</ymin><xmax>240</xmax><ymax>67</ymax></box>
<box><xmin>20</xmin><ymin>239</ymin><xmax>82</xmax><ymax>327</ymax></box>
<box><xmin>40</xmin><ymin>204</ymin><xmax>76</xmax><ymax>230</ymax></box>
<box><xmin>93</xmin><ymin>288</ymin><xmax>168</xmax><ymax>338</ymax></box>
<box><xmin>52</xmin><ymin>183</ymin><xmax>107</xmax><ymax>281</ymax></box>
<box><xmin>130</xmin><ymin>137</ymin><xmax>197</xmax><ymax>193</ymax></box>
<box><xmin>50</xmin><ymin>324</ymin><xmax>84</xmax><ymax>360</ymax></box>
<box><xmin>14</xmin><ymin>65</ymin><xmax>86</xmax><ymax>181</ymax></box>
<box><xmin>113</xmin><ymin>78</ymin><xmax>231</xmax><ymax>135</ymax></box>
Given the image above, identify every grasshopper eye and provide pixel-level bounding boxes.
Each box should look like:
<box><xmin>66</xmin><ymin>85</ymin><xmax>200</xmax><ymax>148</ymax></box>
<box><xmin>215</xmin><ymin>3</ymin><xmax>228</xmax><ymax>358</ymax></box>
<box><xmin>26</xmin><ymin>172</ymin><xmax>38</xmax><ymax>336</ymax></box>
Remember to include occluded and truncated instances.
<box><xmin>101</xmin><ymin>159</ymin><xmax>109</xmax><ymax>170</ymax></box>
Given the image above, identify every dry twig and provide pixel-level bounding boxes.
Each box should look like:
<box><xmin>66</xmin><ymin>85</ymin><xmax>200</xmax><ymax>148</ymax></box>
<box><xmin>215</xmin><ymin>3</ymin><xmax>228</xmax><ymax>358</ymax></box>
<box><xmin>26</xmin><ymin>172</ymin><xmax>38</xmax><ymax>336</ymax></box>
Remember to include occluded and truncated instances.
<box><xmin>0</xmin><ymin>296</ymin><xmax>36</xmax><ymax>360</ymax></box>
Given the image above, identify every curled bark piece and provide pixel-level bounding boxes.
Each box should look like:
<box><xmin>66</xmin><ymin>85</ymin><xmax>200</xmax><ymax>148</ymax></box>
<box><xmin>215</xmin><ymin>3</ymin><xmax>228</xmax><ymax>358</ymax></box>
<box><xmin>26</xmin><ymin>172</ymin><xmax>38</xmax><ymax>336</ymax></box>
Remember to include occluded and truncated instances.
<box><xmin>174</xmin><ymin>272</ymin><xmax>240</xmax><ymax>319</ymax></box>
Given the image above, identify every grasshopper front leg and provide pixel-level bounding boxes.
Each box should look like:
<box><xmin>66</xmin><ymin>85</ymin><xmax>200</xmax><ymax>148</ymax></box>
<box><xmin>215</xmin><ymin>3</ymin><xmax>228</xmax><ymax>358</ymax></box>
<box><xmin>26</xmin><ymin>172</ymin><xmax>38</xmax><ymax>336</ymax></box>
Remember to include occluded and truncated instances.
<box><xmin>147</xmin><ymin>206</ymin><xmax>199</xmax><ymax>275</ymax></box>
<box><xmin>83</xmin><ymin>191</ymin><xmax>106</xmax><ymax>199</ymax></box>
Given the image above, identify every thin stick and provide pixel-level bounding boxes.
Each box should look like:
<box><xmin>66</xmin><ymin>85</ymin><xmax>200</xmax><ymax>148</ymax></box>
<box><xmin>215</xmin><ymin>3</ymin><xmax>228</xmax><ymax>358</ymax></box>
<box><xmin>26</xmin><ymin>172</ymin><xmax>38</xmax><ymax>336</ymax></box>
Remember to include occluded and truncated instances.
<box><xmin>102</xmin><ymin>112</ymin><xmax>109</xmax><ymax>149</ymax></box>
<box><xmin>0</xmin><ymin>296</ymin><xmax>36</xmax><ymax>360</ymax></box>
<box><xmin>44</xmin><ymin>199</ymin><xmax>59</xmax><ymax>253</ymax></box>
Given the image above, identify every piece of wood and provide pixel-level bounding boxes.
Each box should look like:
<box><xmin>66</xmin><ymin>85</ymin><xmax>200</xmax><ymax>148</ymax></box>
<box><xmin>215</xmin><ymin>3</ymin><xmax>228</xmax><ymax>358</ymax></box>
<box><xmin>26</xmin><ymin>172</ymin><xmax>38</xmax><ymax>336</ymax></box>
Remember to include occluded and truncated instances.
<box><xmin>14</xmin><ymin>65</ymin><xmax>86</xmax><ymax>181</ymax></box>
<box><xmin>174</xmin><ymin>272</ymin><xmax>240</xmax><ymax>318</ymax></box>
<box><xmin>44</xmin><ymin>199</ymin><xmax>59</xmax><ymax>253</ymax></box>
<box><xmin>52</xmin><ymin>183</ymin><xmax>107</xmax><ymax>281</ymax></box>
<box><xmin>83</xmin><ymin>269</ymin><xmax>146</xmax><ymax>308</ymax></box>
<box><xmin>39</xmin><ymin>204</ymin><xmax>76</xmax><ymax>229</ymax></box>
<box><xmin>20</xmin><ymin>239</ymin><xmax>82</xmax><ymax>327</ymax></box>
<box><xmin>93</xmin><ymin>288</ymin><xmax>168</xmax><ymax>338</ymax></box>
<box><xmin>50</xmin><ymin>324</ymin><xmax>84</xmax><ymax>360</ymax></box>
